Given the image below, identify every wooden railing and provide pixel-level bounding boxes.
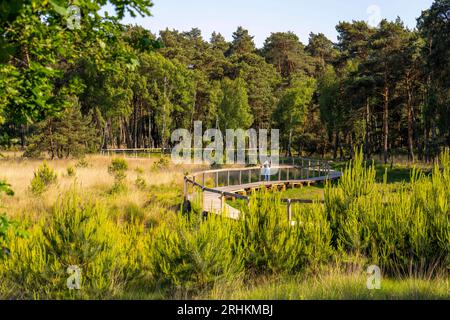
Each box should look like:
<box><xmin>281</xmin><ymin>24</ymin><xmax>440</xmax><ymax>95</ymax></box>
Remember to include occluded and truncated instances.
<box><xmin>184</xmin><ymin>157</ymin><xmax>340</xmax><ymax>222</ymax></box>
<box><xmin>101</xmin><ymin>148</ymin><xmax>172</xmax><ymax>157</ymax></box>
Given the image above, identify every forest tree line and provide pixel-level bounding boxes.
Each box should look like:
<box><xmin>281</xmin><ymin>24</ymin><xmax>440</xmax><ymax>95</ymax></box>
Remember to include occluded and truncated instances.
<box><xmin>0</xmin><ymin>0</ymin><xmax>449</xmax><ymax>162</ymax></box>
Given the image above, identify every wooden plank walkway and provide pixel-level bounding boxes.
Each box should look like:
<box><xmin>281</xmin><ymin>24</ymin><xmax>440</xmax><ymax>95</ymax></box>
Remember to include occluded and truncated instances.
<box><xmin>203</xmin><ymin>191</ymin><xmax>240</xmax><ymax>220</ymax></box>
<box><xmin>196</xmin><ymin>171</ymin><xmax>341</xmax><ymax>220</ymax></box>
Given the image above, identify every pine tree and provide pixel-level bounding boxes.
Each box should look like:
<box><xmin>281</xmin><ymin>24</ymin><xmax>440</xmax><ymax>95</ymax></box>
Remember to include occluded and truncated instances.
<box><xmin>228</xmin><ymin>27</ymin><xmax>255</xmax><ymax>56</ymax></box>
<box><xmin>24</xmin><ymin>100</ymin><xmax>100</xmax><ymax>159</ymax></box>
<box><xmin>306</xmin><ymin>32</ymin><xmax>338</xmax><ymax>76</ymax></box>
<box><xmin>262</xmin><ymin>32</ymin><xmax>315</xmax><ymax>82</ymax></box>
<box><xmin>210</xmin><ymin>32</ymin><xmax>229</xmax><ymax>54</ymax></box>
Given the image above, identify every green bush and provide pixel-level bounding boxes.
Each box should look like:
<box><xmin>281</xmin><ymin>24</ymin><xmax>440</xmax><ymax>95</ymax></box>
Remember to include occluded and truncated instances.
<box><xmin>0</xmin><ymin>214</ymin><xmax>29</xmax><ymax>259</ymax></box>
<box><xmin>30</xmin><ymin>162</ymin><xmax>57</xmax><ymax>195</ymax></box>
<box><xmin>135</xmin><ymin>176</ymin><xmax>147</xmax><ymax>191</ymax></box>
<box><xmin>152</xmin><ymin>157</ymin><xmax>169</xmax><ymax>171</ymax></box>
<box><xmin>1</xmin><ymin>182</ymin><xmax>28</xmax><ymax>260</ymax></box>
<box><xmin>339</xmin><ymin>148</ymin><xmax>376</xmax><ymax>200</ymax></box>
<box><xmin>0</xmin><ymin>189</ymin><xmax>147</xmax><ymax>299</ymax></box>
<box><xmin>75</xmin><ymin>158</ymin><xmax>90</xmax><ymax>168</ymax></box>
<box><xmin>147</xmin><ymin>183</ymin><xmax>183</xmax><ymax>210</ymax></box>
<box><xmin>0</xmin><ymin>180</ymin><xmax>14</xmax><ymax>197</ymax></box>
<box><xmin>108</xmin><ymin>158</ymin><xmax>128</xmax><ymax>193</ymax></box>
<box><xmin>237</xmin><ymin>189</ymin><xmax>332</xmax><ymax>274</ymax></box>
<box><xmin>324</xmin><ymin>149</ymin><xmax>449</xmax><ymax>277</ymax></box>
<box><xmin>150</xmin><ymin>214</ymin><xmax>243</xmax><ymax>294</ymax></box>
<box><xmin>135</xmin><ymin>167</ymin><xmax>145</xmax><ymax>175</ymax></box>
<box><xmin>108</xmin><ymin>158</ymin><xmax>128</xmax><ymax>181</ymax></box>
<box><xmin>134</xmin><ymin>167</ymin><xmax>147</xmax><ymax>190</ymax></box>
<box><xmin>66</xmin><ymin>166</ymin><xmax>76</xmax><ymax>177</ymax></box>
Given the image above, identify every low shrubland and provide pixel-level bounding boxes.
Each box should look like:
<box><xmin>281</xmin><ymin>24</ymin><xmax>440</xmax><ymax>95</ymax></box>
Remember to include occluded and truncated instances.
<box><xmin>0</xmin><ymin>151</ymin><xmax>448</xmax><ymax>299</ymax></box>
<box><xmin>325</xmin><ymin>150</ymin><xmax>449</xmax><ymax>278</ymax></box>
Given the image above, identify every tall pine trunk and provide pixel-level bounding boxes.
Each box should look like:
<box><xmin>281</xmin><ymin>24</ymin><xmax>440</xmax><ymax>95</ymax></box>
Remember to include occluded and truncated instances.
<box><xmin>364</xmin><ymin>97</ymin><xmax>371</xmax><ymax>158</ymax></box>
<box><xmin>287</xmin><ymin>113</ymin><xmax>293</xmax><ymax>157</ymax></box>
<box><xmin>333</xmin><ymin>131</ymin><xmax>339</xmax><ymax>160</ymax></box>
<box><xmin>382</xmin><ymin>86</ymin><xmax>389</xmax><ymax>164</ymax></box>
<box><xmin>406</xmin><ymin>86</ymin><xmax>415</xmax><ymax>162</ymax></box>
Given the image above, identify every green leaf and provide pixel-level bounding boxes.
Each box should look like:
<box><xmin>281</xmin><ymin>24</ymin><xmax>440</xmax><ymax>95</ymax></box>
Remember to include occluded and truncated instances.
<box><xmin>49</xmin><ymin>0</ymin><xmax>69</xmax><ymax>17</ymax></box>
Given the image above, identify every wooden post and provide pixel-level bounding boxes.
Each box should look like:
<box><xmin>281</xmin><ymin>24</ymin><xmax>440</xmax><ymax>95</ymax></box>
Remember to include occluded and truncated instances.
<box><xmin>215</xmin><ymin>171</ymin><xmax>219</xmax><ymax>188</ymax></box>
<box><xmin>287</xmin><ymin>199</ymin><xmax>292</xmax><ymax>222</ymax></box>
<box><xmin>317</xmin><ymin>161</ymin><xmax>319</xmax><ymax>177</ymax></box>
<box><xmin>301</xmin><ymin>158</ymin><xmax>304</xmax><ymax>178</ymax></box>
<box><xmin>239</xmin><ymin>170</ymin><xmax>242</xmax><ymax>185</ymax></box>
<box><xmin>227</xmin><ymin>170</ymin><xmax>230</xmax><ymax>186</ymax></box>
<box><xmin>248</xmin><ymin>169</ymin><xmax>251</xmax><ymax>183</ymax></box>
<box><xmin>307</xmin><ymin>160</ymin><xmax>310</xmax><ymax>179</ymax></box>
<box><xmin>202</xmin><ymin>173</ymin><xmax>205</xmax><ymax>186</ymax></box>
<box><xmin>220</xmin><ymin>192</ymin><xmax>225</xmax><ymax>212</ymax></box>
<box><xmin>315</xmin><ymin>161</ymin><xmax>318</xmax><ymax>177</ymax></box>
<box><xmin>312</xmin><ymin>161</ymin><xmax>315</xmax><ymax>177</ymax></box>
<box><xmin>278</xmin><ymin>168</ymin><xmax>281</xmax><ymax>181</ymax></box>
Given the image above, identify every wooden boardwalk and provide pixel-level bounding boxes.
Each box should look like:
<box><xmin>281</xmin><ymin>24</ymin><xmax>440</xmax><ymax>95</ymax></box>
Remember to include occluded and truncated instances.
<box><xmin>188</xmin><ymin>170</ymin><xmax>341</xmax><ymax>220</ymax></box>
<box><xmin>203</xmin><ymin>191</ymin><xmax>241</xmax><ymax>220</ymax></box>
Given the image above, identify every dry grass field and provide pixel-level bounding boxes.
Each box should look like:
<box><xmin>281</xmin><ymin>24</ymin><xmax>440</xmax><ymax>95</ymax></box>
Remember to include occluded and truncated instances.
<box><xmin>0</xmin><ymin>152</ymin><xmax>204</xmax><ymax>223</ymax></box>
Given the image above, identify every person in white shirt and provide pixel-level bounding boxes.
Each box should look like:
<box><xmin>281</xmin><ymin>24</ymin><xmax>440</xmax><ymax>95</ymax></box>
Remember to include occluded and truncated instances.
<box><xmin>262</xmin><ymin>159</ymin><xmax>271</xmax><ymax>181</ymax></box>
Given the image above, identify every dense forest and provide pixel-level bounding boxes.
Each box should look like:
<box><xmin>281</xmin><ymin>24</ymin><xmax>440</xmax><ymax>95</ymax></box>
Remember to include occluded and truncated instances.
<box><xmin>0</xmin><ymin>0</ymin><xmax>449</xmax><ymax>162</ymax></box>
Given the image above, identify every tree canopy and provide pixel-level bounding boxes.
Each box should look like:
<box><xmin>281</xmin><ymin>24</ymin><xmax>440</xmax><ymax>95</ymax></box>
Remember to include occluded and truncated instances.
<box><xmin>0</xmin><ymin>0</ymin><xmax>448</xmax><ymax>161</ymax></box>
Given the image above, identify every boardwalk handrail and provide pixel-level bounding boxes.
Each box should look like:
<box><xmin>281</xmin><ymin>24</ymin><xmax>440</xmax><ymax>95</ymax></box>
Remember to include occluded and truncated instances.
<box><xmin>184</xmin><ymin>157</ymin><xmax>341</xmax><ymax>221</ymax></box>
<box><xmin>184</xmin><ymin>177</ymin><xmax>250</xmax><ymax>200</ymax></box>
<box><xmin>184</xmin><ymin>159</ymin><xmax>336</xmax><ymax>198</ymax></box>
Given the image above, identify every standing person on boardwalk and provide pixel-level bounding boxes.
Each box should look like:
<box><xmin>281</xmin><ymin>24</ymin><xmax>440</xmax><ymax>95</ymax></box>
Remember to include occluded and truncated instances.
<box><xmin>262</xmin><ymin>158</ymin><xmax>271</xmax><ymax>181</ymax></box>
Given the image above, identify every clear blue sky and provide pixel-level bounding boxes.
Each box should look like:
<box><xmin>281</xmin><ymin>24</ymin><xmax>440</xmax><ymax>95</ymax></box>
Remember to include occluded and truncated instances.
<box><xmin>107</xmin><ymin>0</ymin><xmax>434</xmax><ymax>47</ymax></box>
